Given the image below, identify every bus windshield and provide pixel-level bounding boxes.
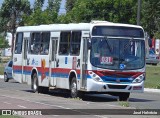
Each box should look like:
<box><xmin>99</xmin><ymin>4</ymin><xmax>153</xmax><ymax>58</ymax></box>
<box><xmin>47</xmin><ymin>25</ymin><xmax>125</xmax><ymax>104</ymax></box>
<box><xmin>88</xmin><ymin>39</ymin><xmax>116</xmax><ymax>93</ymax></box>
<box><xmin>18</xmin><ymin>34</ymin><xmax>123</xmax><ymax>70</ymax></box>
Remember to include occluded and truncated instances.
<box><xmin>90</xmin><ymin>37</ymin><xmax>145</xmax><ymax>70</ymax></box>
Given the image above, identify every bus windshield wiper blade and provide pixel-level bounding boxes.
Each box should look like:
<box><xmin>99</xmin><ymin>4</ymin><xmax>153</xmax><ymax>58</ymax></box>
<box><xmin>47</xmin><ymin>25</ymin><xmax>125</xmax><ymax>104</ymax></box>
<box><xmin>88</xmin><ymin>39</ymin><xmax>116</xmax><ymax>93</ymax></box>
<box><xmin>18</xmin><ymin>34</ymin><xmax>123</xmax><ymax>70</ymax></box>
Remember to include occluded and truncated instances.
<box><xmin>104</xmin><ymin>36</ymin><xmax>112</xmax><ymax>53</ymax></box>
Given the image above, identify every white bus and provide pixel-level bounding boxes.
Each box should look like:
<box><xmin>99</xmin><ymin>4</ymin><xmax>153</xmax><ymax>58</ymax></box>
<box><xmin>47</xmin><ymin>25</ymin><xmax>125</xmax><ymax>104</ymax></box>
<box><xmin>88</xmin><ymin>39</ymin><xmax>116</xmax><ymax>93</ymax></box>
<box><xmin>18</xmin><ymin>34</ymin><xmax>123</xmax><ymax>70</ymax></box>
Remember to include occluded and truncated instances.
<box><xmin>13</xmin><ymin>21</ymin><xmax>145</xmax><ymax>101</ymax></box>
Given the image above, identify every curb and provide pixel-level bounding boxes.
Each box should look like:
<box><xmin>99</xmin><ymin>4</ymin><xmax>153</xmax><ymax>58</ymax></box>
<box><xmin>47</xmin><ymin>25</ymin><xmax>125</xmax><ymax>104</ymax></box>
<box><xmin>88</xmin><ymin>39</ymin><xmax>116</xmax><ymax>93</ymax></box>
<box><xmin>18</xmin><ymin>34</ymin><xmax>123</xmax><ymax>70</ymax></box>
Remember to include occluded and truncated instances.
<box><xmin>0</xmin><ymin>75</ymin><xmax>159</xmax><ymax>93</ymax></box>
<box><xmin>144</xmin><ymin>88</ymin><xmax>160</xmax><ymax>93</ymax></box>
<box><xmin>0</xmin><ymin>75</ymin><xmax>3</xmax><ymax>79</ymax></box>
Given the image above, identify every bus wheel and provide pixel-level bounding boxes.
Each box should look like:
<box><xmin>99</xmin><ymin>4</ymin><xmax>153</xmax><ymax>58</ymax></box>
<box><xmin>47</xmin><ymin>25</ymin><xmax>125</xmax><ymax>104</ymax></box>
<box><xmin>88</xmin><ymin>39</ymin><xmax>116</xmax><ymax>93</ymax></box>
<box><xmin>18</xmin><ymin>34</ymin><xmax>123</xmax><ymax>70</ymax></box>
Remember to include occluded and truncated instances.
<box><xmin>32</xmin><ymin>73</ymin><xmax>38</xmax><ymax>93</ymax></box>
<box><xmin>70</xmin><ymin>77</ymin><xmax>78</xmax><ymax>98</ymax></box>
<box><xmin>118</xmin><ymin>92</ymin><xmax>130</xmax><ymax>101</ymax></box>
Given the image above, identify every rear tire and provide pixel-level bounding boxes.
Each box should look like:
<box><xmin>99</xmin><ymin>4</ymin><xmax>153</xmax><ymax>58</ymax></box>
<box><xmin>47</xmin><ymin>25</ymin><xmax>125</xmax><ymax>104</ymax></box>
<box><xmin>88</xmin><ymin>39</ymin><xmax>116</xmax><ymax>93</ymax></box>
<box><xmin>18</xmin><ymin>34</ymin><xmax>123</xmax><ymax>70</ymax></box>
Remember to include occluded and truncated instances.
<box><xmin>32</xmin><ymin>73</ymin><xmax>49</xmax><ymax>94</ymax></box>
<box><xmin>4</xmin><ymin>73</ymin><xmax>9</xmax><ymax>82</ymax></box>
<box><xmin>32</xmin><ymin>73</ymin><xmax>38</xmax><ymax>93</ymax></box>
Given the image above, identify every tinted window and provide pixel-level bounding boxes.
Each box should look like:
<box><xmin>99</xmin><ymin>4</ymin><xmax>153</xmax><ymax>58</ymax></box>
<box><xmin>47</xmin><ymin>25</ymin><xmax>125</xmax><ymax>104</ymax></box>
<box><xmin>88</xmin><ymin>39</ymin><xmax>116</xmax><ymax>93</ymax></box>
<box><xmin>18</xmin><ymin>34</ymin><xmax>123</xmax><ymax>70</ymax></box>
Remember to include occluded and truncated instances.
<box><xmin>59</xmin><ymin>32</ymin><xmax>71</xmax><ymax>55</ymax></box>
<box><xmin>92</xmin><ymin>26</ymin><xmax>144</xmax><ymax>38</ymax></box>
<box><xmin>59</xmin><ymin>31</ymin><xmax>81</xmax><ymax>55</ymax></box>
<box><xmin>70</xmin><ymin>31</ymin><xmax>81</xmax><ymax>55</ymax></box>
<box><xmin>8</xmin><ymin>61</ymin><xmax>13</xmax><ymax>67</ymax></box>
<box><xmin>15</xmin><ymin>33</ymin><xmax>23</xmax><ymax>54</ymax></box>
<box><xmin>29</xmin><ymin>32</ymin><xmax>50</xmax><ymax>55</ymax></box>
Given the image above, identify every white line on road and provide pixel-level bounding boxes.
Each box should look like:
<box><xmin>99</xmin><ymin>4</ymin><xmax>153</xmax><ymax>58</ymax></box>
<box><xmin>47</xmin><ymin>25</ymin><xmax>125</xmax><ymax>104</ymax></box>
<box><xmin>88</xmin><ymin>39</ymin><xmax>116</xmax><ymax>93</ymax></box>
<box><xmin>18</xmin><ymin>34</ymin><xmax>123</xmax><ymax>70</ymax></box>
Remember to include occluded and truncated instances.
<box><xmin>3</xmin><ymin>102</ymin><xmax>11</xmax><ymax>104</ymax></box>
<box><xmin>0</xmin><ymin>94</ymin><xmax>75</xmax><ymax>109</ymax></box>
<box><xmin>0</xmin><ymin>94</ymin><xmax>108</xmax><ymax>118</ymax></box>
<box><xmin>17</xmin><ymin>105</ymin><xmax>27</xmax><ymax>108</ymax></box>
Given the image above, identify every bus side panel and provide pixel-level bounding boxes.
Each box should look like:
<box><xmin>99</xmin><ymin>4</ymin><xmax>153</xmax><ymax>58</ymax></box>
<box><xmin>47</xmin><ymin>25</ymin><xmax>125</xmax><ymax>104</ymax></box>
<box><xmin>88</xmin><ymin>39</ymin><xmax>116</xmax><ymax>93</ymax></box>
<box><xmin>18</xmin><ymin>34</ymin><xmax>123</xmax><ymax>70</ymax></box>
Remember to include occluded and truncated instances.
<box><xmin>26</xmin><ymin>55</ymin><xmax>50</xmax><ymax>87</ymax></box>
<box><xmin>55</xmin><ymin>56</ymin><xmax>70</xmax><ymax>89</ymax></box>
<box><xmin>13</xmin><ymin>54</ymin><xmax>23</xmax><ymax>83</ymax></box>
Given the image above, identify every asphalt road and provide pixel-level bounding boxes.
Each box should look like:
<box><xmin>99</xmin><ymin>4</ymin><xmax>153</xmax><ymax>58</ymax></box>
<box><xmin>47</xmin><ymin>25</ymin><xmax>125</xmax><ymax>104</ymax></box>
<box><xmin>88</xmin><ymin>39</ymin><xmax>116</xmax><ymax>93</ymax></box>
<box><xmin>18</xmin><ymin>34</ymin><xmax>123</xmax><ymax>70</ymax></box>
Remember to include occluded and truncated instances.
<box><xmin>0</xmin><ymin>79</ymin><xmax>160</xmax><ymax>118</ymax></box>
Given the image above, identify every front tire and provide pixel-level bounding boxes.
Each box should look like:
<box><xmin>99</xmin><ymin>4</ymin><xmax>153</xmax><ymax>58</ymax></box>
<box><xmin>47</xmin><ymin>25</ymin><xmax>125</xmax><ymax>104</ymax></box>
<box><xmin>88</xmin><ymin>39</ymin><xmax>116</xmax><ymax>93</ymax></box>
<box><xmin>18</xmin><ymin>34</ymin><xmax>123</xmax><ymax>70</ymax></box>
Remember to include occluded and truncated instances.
<box><xmin>70</xmin><ymin>77</ymin><xmax>84</xmax><ymax>98</ymax></box>
<box><xmin>70</xmin><ymin>77</ymin><xmax>78</xmax><ymax>98</ymax></box>
<box><xmin>4</xmin><ymin>73</ymin><xmax>9</xmax><ymax>82</ymax></box>
<box><xmin>118</xmin><ymin>92</ymin><xmax>130</xmax><ymax>101</ymax></box>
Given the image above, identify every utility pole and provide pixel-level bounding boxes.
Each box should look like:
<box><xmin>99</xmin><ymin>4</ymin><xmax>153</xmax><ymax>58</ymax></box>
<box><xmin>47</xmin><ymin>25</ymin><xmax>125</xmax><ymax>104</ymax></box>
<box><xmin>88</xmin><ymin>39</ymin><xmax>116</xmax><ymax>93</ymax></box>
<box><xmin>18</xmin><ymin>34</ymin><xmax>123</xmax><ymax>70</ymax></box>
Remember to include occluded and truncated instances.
<box><xmin>137</xmin><ymin>0</ymin><xmax>141</xmax><ymax>25</ymax></box>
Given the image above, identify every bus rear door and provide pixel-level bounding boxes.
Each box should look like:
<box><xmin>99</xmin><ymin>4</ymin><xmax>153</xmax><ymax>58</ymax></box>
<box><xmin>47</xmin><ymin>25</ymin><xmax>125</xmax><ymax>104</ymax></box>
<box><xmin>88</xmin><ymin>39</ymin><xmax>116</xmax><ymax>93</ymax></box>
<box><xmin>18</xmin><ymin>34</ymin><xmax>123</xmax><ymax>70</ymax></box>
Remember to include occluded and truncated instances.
<box><xmin>22</xmin><ymin>33</ymin><xmax>29</xmax><ymax>83</ymax></box>
<box><xmin>49</xmin><ymin>32</ymin><xmax>59</xmax><ymax>86</ymax></box>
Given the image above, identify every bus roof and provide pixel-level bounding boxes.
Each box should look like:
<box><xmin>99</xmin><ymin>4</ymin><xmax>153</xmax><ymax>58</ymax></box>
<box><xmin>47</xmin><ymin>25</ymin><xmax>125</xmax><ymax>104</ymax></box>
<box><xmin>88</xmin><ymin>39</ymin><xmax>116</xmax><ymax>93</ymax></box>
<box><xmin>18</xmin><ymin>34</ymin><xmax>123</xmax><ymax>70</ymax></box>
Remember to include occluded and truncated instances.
<box><xmin>16</xmin><ymin>23</ymin><xmax>91</xmax><ymax>32</ymax></box>
<box><xmin>16</xmin><ymin>21</ymin><xmax>143</xmax><ymax>32</ymax></box>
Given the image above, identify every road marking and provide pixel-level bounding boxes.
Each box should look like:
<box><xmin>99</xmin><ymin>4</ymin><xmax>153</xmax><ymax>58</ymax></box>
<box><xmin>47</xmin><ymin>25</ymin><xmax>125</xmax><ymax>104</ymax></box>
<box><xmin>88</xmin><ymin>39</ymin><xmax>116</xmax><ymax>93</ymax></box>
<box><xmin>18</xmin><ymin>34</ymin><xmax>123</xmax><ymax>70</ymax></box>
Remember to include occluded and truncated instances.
<box><xmin>0</xmin><ymin>94</ymin><xmax>108</xmax><ymax>117</ymax></box>
<box><xmin>17</xmin><ymin>105</ymin><xmax>27</xmax><ymax>108</ymax></box>
<box><xmin>3</xmin><ymin>102</ymin><xmax>11</xmax><ymax>104</ymax></box>
<box><xmin>0</xmin><ymin>94</ymin><xmax>71</xmax><ymax>109</ymax></box>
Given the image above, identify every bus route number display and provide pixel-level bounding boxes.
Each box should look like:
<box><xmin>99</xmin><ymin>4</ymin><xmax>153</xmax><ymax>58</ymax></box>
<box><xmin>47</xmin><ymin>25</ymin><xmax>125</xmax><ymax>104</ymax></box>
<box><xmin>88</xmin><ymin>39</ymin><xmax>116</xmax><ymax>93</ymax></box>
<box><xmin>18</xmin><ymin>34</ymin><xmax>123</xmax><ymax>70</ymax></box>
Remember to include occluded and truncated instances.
<box><xmin>100</xmin><ymin>56</ymin><xmax>113</xmax><ymax>64</ymax></box>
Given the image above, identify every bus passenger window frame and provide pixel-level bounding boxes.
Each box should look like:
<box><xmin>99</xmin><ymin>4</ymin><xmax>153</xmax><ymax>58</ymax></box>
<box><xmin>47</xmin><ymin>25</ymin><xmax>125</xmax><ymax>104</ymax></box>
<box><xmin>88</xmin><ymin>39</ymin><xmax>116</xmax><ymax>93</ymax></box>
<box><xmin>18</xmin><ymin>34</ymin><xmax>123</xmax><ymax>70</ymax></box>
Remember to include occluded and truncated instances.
<box><xmin>70</xmin><ymin>31</ymin><xmax>81</xmax><ymax>56</ymax></box>
<box><xmin>14</xmin><ymin>32</ymin><xmax>23</xmax><ymax>54</ymax></box>
<box><xmin>59</xmin><ymin>31</ymin><xmax>71</xmax><ymax>55</ymax></box>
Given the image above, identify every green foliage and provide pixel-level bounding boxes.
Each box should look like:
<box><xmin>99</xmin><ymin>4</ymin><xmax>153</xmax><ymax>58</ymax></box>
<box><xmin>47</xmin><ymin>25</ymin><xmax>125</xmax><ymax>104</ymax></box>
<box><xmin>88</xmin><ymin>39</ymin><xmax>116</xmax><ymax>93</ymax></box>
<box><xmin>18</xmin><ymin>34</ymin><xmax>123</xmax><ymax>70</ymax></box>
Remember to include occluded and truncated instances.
<box><xmin>66</xmin><ymin>0</ymin><xmax>77</xmax><ymax>12</ymax></box>
<box><xmin>23</xmin><ymin>0</ymin><xmax>61</xmax><ymax>25</ymax></box>
<box><xmin>154</xmin><ymin>32</ymin><xmax>160</xmax><ymax>39</ymax></box>
<box><xmin>0</xmin><ymin>35</ymin><xmax>9</xmax><ymax>48</ymax></box>
<box><xmin>119</xmin><ymin>101</ymin><xmax>130</xmax><ymax>107</ymax></box>
<box><xmin>141</xmin><ymin>0</ymin><xmax>160</xmax><ymax>35</ymax></box>
<box><xmin>58</xmin><ymin>0</ymin><xmax>137</xmax><ymax>24</ymax></box>
<box><xmin>0</xmin><ymin>0</ymin><xmax>31</xmax><ymax>32</ymax></box>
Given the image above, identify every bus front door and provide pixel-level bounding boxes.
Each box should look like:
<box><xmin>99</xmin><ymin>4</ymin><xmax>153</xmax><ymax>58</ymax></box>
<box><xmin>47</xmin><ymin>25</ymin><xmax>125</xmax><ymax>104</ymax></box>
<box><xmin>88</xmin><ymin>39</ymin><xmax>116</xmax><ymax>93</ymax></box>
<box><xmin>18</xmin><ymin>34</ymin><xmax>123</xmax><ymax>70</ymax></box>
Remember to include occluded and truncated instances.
<box><xmin>49</xmin><ymin>37</ymin><xmax>58</xmax><ymax>87</ymax></box>
<box><xmin>80</xmin><ymin>37</ymin><xmax>88</xmax><ymax>90</ymax></box>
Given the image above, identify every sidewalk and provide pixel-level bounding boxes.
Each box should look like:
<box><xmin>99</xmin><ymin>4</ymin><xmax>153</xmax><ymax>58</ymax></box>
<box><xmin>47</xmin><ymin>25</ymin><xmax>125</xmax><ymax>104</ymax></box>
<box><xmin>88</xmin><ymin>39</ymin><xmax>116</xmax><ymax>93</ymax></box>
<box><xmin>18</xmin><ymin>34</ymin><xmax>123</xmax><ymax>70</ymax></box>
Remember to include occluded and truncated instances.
<box><xmin>0</xmin><ymin>75</ymin><xmax>160</xmax><ymax>93</ymax></box>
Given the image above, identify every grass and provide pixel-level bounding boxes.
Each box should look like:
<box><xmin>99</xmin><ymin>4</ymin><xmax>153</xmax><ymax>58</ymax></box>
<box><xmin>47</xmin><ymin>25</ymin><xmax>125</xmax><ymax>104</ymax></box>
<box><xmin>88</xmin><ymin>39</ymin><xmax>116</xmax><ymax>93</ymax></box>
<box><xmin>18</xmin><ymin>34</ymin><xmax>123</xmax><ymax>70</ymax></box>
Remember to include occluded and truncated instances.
<box><xmin>118</xmin><ymin>101</ymin><xmax>130</xmax><ymax>107</ymax></box>
<box><xmin>145</xmin><ymin>65</ymin><xmax>160</xmax><ymax>89</ymax></box>
<box><xmin>0</xmin><ymin>63</ymin><xmax>5</xmax><ymax>75</ymax></box>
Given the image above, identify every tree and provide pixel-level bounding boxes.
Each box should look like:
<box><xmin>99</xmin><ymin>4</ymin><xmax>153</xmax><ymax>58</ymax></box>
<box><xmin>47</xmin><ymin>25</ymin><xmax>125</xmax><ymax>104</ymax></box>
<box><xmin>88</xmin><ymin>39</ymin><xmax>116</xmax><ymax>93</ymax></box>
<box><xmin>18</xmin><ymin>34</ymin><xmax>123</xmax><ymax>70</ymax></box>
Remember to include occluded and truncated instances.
<box><xmin>45</xmin><ymin>0</ymin><xmax>61</xmax><ymax>23</ymax></box>
<box><xmin>24</xmin><ymin>0</ymin><xmax>61</xmax><ymax>25</ymax></box>
<box><xmin>141</xmin><ymin>0</ymin><xmax>160</xmax><ymax>36</ymax></box>
<box><xmin>0</xmin><ymin>35</ymin><xmax>9</xmax><ymax>49</ymax></box>
<box><xmin>66</xmin><ymin>0</ymin><xmax>77</xmax><ymax>12</ymax></box>
<box><xmin>59</xmin><ymin>0</ymin><xmax>137</xmax><ymax>24</ymax></box>
<box><xmin>0</xmin><ymin>0</ymin><xmax>31</xmax><ymax>56</ymax></box>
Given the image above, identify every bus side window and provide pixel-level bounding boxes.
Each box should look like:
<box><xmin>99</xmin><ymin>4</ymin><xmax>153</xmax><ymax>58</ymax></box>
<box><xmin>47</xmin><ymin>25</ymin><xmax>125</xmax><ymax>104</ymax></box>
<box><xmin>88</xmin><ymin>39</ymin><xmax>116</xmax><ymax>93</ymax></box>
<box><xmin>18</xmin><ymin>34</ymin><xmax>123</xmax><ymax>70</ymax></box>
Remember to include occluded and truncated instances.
<box><xmin>30</xmin><ymin>33</ymin><xmax>41</xmax><ymax>54</ymax></box>
<box><xmin>70</xmin><ymin>31</ymin><xmax>81</xmax><ymax>56</ymax></box>
<box><xmin>41</xmin><ymin>32</ymin><xmax>50</xmax><ymax>55</ymax></box>
<box><xmin>59</xmin><ymin>32</ymin><xmax>71</xmax><ymax>55</ymax></box>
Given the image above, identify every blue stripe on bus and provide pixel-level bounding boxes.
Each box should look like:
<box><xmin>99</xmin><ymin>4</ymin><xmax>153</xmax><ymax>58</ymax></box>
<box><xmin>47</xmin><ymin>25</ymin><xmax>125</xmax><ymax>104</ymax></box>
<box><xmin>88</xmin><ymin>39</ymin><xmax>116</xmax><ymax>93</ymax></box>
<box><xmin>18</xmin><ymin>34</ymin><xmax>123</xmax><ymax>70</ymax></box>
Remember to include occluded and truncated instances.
<box><xmin>13</xmin><ymin>70</ymin><xmax>91</xmax><ymax>79</ymax></box>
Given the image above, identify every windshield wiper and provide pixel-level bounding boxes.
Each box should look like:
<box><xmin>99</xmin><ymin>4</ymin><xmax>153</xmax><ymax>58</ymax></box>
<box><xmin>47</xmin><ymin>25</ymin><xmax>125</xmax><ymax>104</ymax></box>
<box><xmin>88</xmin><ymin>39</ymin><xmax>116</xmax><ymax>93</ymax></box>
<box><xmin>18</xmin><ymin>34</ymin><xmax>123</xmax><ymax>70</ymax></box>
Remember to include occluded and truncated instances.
<box><xmin>104</xmin><ymin>36</ymin><xmax>113</xmax><ymax>53</ymax></box>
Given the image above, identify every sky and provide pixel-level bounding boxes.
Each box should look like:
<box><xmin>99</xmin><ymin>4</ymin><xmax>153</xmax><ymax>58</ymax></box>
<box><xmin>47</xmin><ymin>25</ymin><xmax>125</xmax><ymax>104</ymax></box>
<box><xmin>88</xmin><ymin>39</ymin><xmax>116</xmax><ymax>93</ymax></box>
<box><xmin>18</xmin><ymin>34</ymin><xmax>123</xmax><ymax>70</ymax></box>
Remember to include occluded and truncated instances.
<box><xmin>0</xmin><ymin>0</ymin><xmax>66</xmax><ymax>14</ymax></box>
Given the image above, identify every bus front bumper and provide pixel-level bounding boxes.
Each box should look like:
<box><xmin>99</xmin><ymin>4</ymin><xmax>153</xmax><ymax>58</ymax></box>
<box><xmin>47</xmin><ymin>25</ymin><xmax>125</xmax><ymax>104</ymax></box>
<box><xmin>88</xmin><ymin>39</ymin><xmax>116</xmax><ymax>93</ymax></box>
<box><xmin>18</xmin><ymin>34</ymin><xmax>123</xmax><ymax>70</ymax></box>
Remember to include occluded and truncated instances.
<box><xmin>87</xmin><ymin>79</ymin><xmax>144</xmax><ymax>93</ymax></box>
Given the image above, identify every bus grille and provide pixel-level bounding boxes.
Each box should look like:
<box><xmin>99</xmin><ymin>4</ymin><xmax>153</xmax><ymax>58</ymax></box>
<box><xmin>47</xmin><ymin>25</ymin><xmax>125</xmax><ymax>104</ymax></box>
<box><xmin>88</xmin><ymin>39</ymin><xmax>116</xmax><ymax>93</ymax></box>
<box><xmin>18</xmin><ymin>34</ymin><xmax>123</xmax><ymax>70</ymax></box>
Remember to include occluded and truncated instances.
<box><xmin>108</xmin><ymin>85</ymin><xmax>127</xmax><ymax>89</ymax></box>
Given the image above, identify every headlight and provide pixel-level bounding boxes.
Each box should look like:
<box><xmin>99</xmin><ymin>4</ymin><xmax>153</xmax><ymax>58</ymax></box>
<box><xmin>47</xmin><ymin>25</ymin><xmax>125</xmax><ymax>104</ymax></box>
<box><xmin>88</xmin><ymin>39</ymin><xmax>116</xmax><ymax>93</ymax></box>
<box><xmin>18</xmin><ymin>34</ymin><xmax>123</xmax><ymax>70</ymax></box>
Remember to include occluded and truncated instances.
<box><xmin>93</xmin><ymin>77</ymin><xmax>103</xmax><ymax>82</ymax></box>
<box><xmin>88</xmin><ymin>71</ymin><xmax>103</xmax><ymax>82</ymax></box>
<box><xmin>133</xmin><ymin>74</ymin><xmax>144</xmax><ymax>83</ymax></box>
